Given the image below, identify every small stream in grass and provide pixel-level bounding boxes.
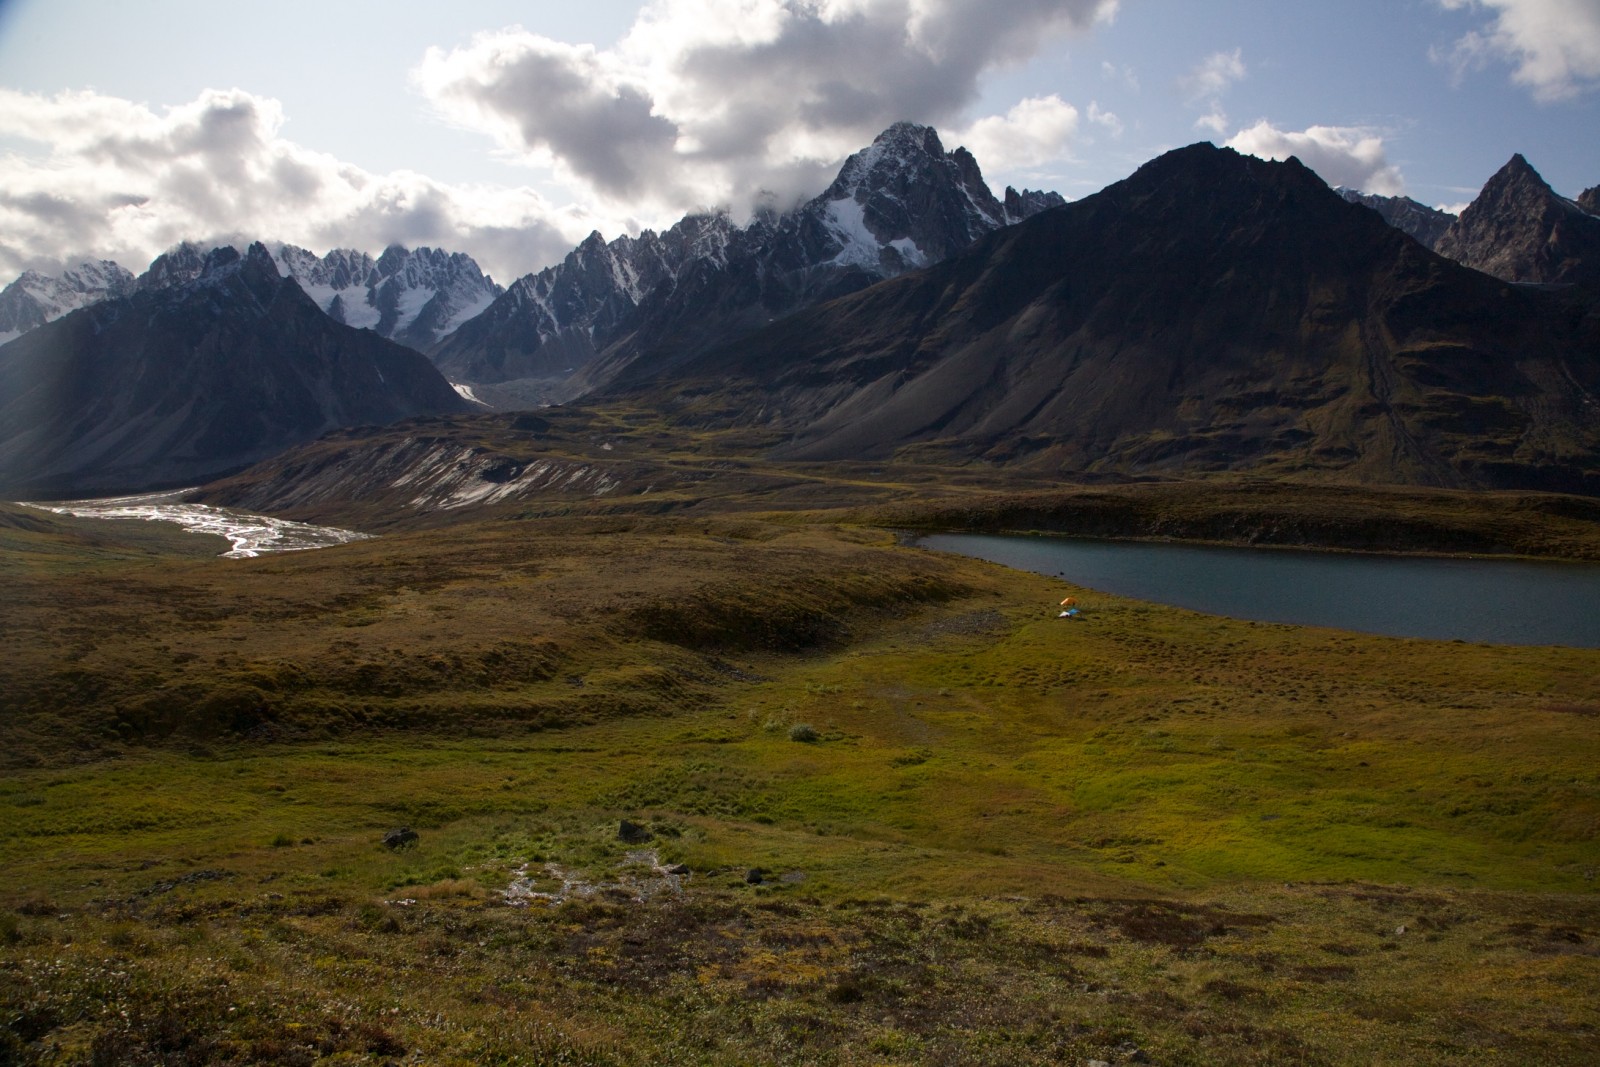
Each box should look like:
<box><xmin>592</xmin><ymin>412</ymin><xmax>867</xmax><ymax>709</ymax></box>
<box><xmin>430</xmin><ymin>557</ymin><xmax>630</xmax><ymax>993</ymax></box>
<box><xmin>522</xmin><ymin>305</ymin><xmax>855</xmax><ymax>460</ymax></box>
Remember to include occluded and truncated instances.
<box><xmin>22</xmin><ymin>490</ymin><xmax>370</xmax><ymax>558</ymax></box>
<box><xmin>917</xmin><ymin>532</ymin><xmax>1600</xmax><ymax>647</ymax></box>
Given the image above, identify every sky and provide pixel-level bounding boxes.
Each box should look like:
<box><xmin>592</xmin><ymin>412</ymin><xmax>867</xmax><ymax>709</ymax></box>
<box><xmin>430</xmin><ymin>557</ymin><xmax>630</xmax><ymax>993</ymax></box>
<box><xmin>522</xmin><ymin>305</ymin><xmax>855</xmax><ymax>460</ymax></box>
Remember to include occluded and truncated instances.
<box><xmin>0</xmin><ymin>0</ymin><xmax>1596</xmax><ymax>288</ymax></box>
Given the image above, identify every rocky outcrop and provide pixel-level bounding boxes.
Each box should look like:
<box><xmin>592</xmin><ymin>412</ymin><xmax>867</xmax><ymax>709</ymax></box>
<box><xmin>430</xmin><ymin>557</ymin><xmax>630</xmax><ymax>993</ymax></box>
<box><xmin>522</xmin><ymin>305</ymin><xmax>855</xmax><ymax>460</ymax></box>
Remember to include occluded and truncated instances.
<box><xmin>1004</xmin><ymin>186</ymin><xmax>1068</xmax><ymax>224</ymax></box>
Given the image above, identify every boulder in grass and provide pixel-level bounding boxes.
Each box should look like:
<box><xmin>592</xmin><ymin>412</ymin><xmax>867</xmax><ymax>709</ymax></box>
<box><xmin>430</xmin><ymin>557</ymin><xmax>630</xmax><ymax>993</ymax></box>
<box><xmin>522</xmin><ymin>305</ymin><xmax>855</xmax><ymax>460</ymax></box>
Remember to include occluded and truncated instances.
<box><xmin>618</xmin><ymin>819</ymin><xmax>652</xmax><ymax>844</ymax></box>
<box><xmin>383</xmin><ymin>827</ymin><xmax>419</xmax><ymax>850</ymax></box>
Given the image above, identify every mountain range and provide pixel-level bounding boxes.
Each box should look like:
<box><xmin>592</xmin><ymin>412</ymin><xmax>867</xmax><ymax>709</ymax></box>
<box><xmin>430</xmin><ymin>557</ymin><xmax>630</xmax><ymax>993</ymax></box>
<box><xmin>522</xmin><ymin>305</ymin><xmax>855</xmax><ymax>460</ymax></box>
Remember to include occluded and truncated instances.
<box><xmin>430</xmin><ymin>122</ymin><xmax>1064</xmax><ymax>402</ymax></box>
<box><xmin>597</xmin><ymin>144</ymin><xmax>1598</xmax><ymax>494</ymax></box>
<box><xmin>1</xmin><ymin>125</ymin><xmax>1596</xmax><ymax>500</ymax></box>
<box><xmin>0</xmin><ymin>241</ymin><xmax>503</xmax><ymax>353</ymax></box>
<box><xmin>0</xmin><ymin>244</ymin><xmax>468</xmax><ymax>495</ymax></box>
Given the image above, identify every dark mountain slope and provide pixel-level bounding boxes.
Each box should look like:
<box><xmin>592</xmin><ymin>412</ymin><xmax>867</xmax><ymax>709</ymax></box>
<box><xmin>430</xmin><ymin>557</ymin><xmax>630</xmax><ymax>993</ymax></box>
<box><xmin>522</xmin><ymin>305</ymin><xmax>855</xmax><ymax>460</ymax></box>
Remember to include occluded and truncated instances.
<box><xmin>0</xmin><ymin>244</ymin><xmax>469</xmax><ymax>496</ymax></box>
<box><xmin>603</xmin><ymin>145</ymin><xmax>1600</xmax><ymax>494</ymax></box>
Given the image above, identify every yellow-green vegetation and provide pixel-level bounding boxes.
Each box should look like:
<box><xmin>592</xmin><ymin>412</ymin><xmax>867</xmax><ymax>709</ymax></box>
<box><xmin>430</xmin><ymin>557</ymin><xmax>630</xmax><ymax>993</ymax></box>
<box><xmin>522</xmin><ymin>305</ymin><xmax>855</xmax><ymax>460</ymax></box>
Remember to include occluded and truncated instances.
<box><xmin>2</xmin><ymin>495</ymin><xmax>1597</xmax><ymax>1065</ymax></box>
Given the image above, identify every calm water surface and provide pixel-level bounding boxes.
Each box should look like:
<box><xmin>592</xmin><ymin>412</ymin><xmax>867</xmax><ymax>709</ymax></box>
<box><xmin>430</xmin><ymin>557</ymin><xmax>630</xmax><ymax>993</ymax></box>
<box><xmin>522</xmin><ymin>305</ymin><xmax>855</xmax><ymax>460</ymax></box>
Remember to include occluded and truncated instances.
<box><xmin>917</xmin><ymin>533</ymin><xmax>1600</xmax><ymax>647</ymax></box>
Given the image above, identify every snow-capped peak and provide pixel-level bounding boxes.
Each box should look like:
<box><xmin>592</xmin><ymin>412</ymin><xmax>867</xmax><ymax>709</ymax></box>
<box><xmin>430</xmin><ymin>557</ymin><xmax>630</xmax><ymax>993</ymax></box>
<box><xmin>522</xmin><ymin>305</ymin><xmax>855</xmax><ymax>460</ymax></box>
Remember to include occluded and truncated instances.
<box><xmin>0</xmin><ymin>258</ymin><xmax>136</xmax><ymax>343</ymax></box>
<box><xmin>260</xmin><ymin>242</ymin><xmax>502</xmax><ymax>347</ymax></box>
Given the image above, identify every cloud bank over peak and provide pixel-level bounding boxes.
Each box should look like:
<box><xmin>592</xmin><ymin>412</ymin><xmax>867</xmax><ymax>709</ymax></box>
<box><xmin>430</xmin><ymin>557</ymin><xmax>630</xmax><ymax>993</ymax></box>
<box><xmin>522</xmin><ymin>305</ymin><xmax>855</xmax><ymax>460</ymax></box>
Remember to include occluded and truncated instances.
<box><xmin>1226</xmin><ymin>120</ymin><xmax>1406</xmax><ymax>196</ymax></box>
<box><xmin>0</xmin><ymin>87</ymin><xmax>584</xmax><ymax>286</ymax></box>
<box><xmin>414</xmin><ymin>0</ymin><xmax>1120</xmax><ymax>218</ymax></box>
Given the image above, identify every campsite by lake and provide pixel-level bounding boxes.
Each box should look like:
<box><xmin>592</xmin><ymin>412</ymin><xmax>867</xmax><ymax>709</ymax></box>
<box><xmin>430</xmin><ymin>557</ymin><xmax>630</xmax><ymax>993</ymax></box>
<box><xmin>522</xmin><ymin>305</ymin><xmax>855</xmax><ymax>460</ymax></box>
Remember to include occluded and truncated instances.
<box><xmin>917</xmin><ymin>532</ymin><xmax>1600</xmax><ymax>647</ymax></box>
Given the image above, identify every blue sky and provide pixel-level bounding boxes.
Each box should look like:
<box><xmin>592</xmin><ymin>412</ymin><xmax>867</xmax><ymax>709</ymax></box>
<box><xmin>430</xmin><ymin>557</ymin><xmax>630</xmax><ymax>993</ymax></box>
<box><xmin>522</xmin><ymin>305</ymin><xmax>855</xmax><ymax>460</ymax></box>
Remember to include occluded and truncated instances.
<box><xmin>0</xmin><ymin>0</ymin><xmax>1594</xmax><ymax>284</ymax></box>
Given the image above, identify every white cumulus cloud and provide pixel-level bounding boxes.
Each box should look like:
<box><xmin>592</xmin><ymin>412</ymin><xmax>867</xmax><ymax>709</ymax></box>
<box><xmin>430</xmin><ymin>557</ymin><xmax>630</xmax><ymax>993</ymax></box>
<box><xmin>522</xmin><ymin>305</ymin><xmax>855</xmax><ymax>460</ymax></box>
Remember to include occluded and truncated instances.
<box><xmin>1087</xmin><ymin>101</ymin><xmax>1124</xmax><ymax>137</ymax></box>
<box><xmin>1435</xmin><ymin>0</ymin><xmax>1600</xmax><ymax>101</ymax></box>
<box><xmin>1101</xmin><ymin>61</ymin><xmax>1139</xmax><ymax>90</ymax></box>
<box><xmin>414</xmin><ymin>0</ymin><xmax>1119</xmax><ymax>218</ymax></box>
<box><xmin>953</xmin><ymin>96</ymin><xmax>1081</xmax><ymax>171</ymax></box>
<box><xmin>1183</xmin><ymin>48</ymin><xmax>1246</xmax><ymax>134</ymax></box>
<box><xmin>1225</xmin><ymin>120</ymin><xmax>1406</xmax><ymax>196</ymax></box>
<box><xmin>1</xmin><ymin>1</ymin><xmax>1125</xmax><ymax>286</ymax></box>
<box><xmin>0</xmin><ymin>88</ymin><xmax>590</xmax><ymax>286</ymax></box>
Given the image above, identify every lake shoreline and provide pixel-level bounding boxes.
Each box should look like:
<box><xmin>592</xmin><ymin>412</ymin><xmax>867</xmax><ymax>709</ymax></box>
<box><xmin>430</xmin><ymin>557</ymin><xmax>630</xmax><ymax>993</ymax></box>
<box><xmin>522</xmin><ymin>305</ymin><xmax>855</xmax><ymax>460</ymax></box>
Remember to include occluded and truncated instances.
<box><xmin>914</xmin><ymin>530</ymin><xmax>1600</xmax><ymax>647</ymax></box>
<box><xmin>896</xmin><ymin>524</ymin><xmax>1586</xmax><ymax>564</ymax></box>
<box><xmin>869</xmin><ymin>480</ymin><xmax>1600</xmax><ymax>564</ymax></box>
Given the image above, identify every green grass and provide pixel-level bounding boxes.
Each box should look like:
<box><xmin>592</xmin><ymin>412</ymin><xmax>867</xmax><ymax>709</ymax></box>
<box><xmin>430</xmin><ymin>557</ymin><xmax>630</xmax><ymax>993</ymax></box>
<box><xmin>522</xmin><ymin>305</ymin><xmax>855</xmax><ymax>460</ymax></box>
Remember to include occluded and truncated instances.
<box><xmin>2</xmin><ymin>504</ymin><xmax>1597</xmax><ymax>1064</ymax></box>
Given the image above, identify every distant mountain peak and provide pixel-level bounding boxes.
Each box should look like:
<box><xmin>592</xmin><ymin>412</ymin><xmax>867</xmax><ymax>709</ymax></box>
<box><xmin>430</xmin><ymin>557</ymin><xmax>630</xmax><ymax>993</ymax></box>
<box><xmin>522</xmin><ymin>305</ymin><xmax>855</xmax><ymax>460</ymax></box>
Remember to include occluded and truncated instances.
<box><xmin>1335</xmin><ymin>187</ymin><xmax>1455</xmax><ymax>250</ymax></box>
<box><xmin>1435</xmin><ymin>152</ymin><xmax>1600</xmax><ymax>286</ymax></box>
<box><xmin>824</xmin><ymin>121</ymin><xmax>957</xmax><ymax>200</ymax></box>
<box><xmin>138</xmin><ymin>241</ymin><xmax>216</xmax><ymax>291</ymax></box>
<box><xmin>265</xmin><ymin>242</ymin><xmax>503</xmax><ymax>350</ymax></box>
<box><xmin>0</xmin><ymin>258</ymin><xmax>135</xmax><ymax>343</ymax></box>
<box><xmin>430</xmin><ymin>120</ymin><xmax>1065</xmax><ymax>392</ymax></box>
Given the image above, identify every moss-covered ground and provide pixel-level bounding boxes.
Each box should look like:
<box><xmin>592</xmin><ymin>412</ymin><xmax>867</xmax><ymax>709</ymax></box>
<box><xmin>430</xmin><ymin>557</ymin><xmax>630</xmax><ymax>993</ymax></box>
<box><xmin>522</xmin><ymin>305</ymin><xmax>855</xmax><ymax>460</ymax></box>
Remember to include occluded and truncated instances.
<box><xmin>2</xmin><ymin>497</ymin><xmax>1597</xmax><ymax>1065</ymax></box>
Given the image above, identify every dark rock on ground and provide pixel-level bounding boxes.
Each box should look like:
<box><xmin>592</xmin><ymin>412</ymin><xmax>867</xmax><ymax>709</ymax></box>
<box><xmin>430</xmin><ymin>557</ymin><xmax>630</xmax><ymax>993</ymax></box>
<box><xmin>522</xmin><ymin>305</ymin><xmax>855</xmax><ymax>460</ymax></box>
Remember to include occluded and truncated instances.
<box><xmin>383</xmin><ymin>827</ymin><xmax>419</xmax><ymax>850</ymax></box>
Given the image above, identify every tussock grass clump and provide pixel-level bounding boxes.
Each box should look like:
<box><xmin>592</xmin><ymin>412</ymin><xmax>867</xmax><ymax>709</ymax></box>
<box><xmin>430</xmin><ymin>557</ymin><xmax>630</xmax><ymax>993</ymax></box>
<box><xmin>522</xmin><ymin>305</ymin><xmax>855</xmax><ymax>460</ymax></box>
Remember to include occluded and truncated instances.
<box><xmin>621</xmin><ymin>563</ymin><xmax>963</xmax><ymax>653</ymax></box>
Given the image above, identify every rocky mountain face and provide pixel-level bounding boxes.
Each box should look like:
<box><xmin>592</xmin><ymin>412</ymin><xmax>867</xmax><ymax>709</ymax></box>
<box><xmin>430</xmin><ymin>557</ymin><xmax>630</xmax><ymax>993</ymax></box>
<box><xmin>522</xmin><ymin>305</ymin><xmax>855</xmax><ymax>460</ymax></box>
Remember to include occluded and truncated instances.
<box><xmin>318</xmin><ymin>244</ymin><xmax>504</xmax><ymax>351</ymax></box>
<box><xmin>429</xmin><ymin>215</ymin><xmax>742</xmax><ymax>389</ymax></box>
<box><xmin>1336</xmin><ymin>189</ymin><xmax>1454</xmax><ymax>249</ymax></box>
<box><xmin>1434</xmin><ymin>155</ymin><xmax>1600</xmax><ymax>287</ymax></box>
<box><xmin>0</xmin><ymin>244</ymin><xmax>469</xmax><ymax>496</ymax></box>
<box><xmin>429</xmin><ymin>122</ymin><xmax>1063</xmax><ymax>396</ymax></box>
<box><xmin>135</xmin><ymin>242</ymin><xmax>215</xmax><ymax>292</ymax></box>
<box><xmin>137</xmin><ymin>241</ymin><xmax>503</xmax><ymax>351</ymax></box>
<box><xmin>1581</xmin><ymin>186</ymin><xmax>1600</xmax><ymax>216</ymax></box>
<box><xmin>2</xmin><ymin>240</ymin><xmax>505</xmax><ymax>354</ymax></box>
<box><xmin>0</xmin><ymin>261</ymin><xmax>136</xmax><ymax>344</ymax></box>
<box><xmin>600</xmin><ymin>144</ymin><xmax>1599</xmax><ymax>495</ymax></box>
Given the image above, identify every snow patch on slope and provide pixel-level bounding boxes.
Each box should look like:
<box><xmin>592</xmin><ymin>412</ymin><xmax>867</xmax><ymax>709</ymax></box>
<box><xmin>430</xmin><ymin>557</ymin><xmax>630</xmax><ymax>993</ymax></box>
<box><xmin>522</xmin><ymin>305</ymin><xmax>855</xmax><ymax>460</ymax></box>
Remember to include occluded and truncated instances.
<box><xmin>824</xmin><ymin>198</ymin><xmax>882</xmax><ymax>268</ymax></box>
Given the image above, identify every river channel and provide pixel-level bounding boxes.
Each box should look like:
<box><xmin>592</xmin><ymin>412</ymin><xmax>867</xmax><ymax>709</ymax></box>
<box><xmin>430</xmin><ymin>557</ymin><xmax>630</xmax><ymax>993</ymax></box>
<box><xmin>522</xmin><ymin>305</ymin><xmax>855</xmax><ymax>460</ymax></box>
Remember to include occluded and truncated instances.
<box><xmin>23</xmin><ymin>491</ymin><xmax>370</xmax><ymax>558</ymax></box>
<box><xmin>917</xmin><ymin>532</ymin><xmax>1600</xmax><ymax>647</ymax></box>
